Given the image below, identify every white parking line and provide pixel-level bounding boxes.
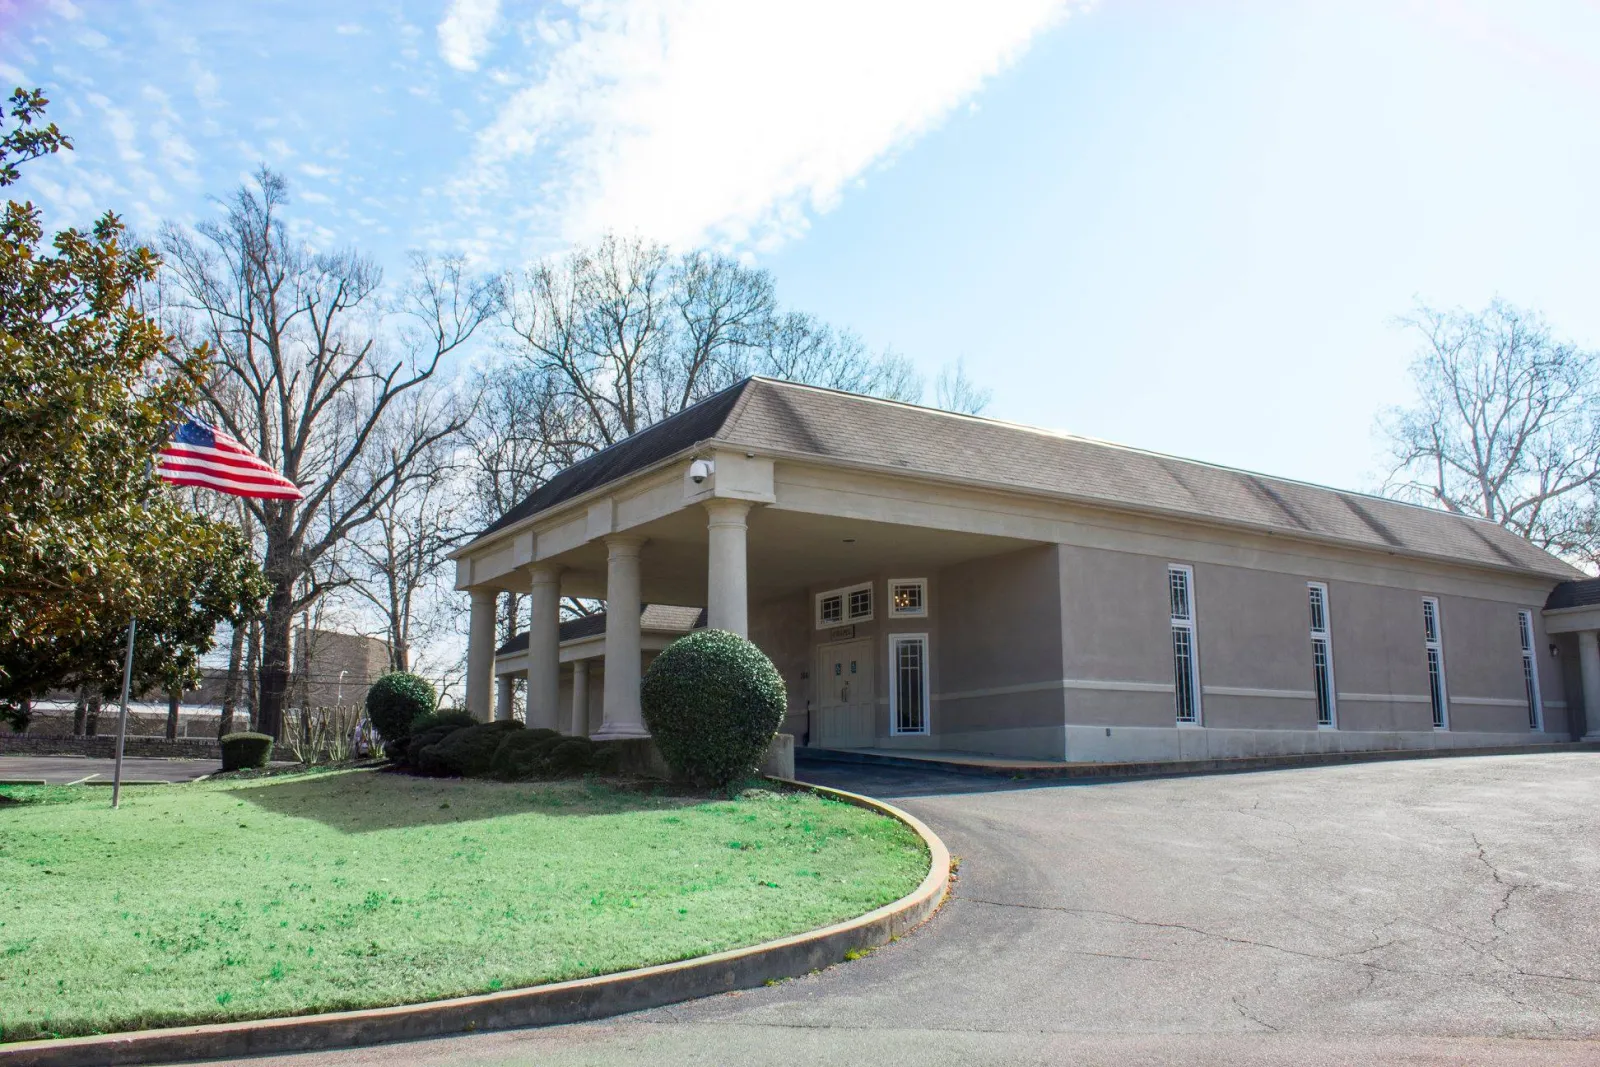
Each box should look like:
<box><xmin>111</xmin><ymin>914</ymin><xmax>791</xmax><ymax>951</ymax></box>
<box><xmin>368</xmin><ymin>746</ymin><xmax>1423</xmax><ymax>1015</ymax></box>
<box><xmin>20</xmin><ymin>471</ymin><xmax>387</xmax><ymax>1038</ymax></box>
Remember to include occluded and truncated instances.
<box><xmin>66</xmin><ymin>773</ymin><xmax>102</xmax><ymax>785</ymax></box>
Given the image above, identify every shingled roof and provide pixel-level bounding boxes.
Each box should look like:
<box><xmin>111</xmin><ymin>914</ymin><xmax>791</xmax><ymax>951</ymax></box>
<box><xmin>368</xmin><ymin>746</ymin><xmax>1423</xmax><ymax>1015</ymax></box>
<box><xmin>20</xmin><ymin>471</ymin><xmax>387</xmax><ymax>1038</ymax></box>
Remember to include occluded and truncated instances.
<box><xmin>479</xmin><ymin>377</ymin><xmax>1578</xmax><ymax>581</ymax></box>
<box><xmin>495</xmin><ymin>605</ymin><xmax>707</xmax><ymax>656</ymax></box>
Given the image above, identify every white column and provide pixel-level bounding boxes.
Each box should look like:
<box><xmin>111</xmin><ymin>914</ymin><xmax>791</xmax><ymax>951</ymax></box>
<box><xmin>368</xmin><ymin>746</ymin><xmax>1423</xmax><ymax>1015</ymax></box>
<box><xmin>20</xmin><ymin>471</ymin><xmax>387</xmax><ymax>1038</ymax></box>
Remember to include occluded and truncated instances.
<box><xmin>465</xmin><ymin>588</ymin><xmax>496</xmax><ymax>722</ymax></box>
<box><xmin>595</xmin><ymin>535</ymin><xmax>649</xmax><ymax>740</ymax></box>
<box><xmin>570</xmin><ymin>660</ymin><xmax>590</xmax><ymax>737</ymax></box>
<box><xmin>705</xmin><ymin>499</ymin><xmax>752</xmax><ymax>637</ymax></box>
<box><xmin>526</xmin><ymin>564</ymin><xmax>563</xmax><ymax>731</ymax></box>
<box><xmin>1580</xmin><ymin>630</ymin><xmax>1600</xmax><ymax>739</ymax></box>
<box><xmin>495</xmin><ymin>674</ymin><xmax>513</xmax><ymax>722</ymax></box>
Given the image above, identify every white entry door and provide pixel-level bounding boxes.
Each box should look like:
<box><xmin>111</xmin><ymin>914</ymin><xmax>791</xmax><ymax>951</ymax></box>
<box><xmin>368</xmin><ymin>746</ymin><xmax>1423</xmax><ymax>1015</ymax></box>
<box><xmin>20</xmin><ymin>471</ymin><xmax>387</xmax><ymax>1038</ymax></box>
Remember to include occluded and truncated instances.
<box><xmin>815</xmin><ymin>639</ymin><xmax>875</xmax><ymax>749</ymax></box>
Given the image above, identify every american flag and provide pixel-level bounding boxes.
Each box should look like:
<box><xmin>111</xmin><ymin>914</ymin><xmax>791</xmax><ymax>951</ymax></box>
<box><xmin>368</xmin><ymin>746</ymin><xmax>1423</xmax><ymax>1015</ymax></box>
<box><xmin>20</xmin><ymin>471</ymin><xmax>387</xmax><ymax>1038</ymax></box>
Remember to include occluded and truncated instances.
<box><xmin>157</xmin><ymin>416</ymin><xmax>304</xmax><ymax>500</ymax></box>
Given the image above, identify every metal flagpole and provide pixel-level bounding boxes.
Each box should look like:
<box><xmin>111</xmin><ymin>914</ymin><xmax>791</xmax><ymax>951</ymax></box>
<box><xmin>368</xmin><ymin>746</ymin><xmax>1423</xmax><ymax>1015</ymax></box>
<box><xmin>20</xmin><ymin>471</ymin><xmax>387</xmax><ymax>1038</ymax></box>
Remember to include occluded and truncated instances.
<box><xmin>111</xmin><ymin>618</ymin><xmax>137</xmax><ymax>809</ymax></box>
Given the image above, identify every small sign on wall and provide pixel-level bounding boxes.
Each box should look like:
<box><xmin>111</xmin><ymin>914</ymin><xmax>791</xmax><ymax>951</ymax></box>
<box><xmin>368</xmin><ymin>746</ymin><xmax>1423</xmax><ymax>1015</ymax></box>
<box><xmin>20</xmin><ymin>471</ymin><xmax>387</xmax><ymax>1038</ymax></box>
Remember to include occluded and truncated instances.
<box><xmin>828</xmin><ymin>625</ymin><xmax>856</xmax><ymax>641</ymax></box>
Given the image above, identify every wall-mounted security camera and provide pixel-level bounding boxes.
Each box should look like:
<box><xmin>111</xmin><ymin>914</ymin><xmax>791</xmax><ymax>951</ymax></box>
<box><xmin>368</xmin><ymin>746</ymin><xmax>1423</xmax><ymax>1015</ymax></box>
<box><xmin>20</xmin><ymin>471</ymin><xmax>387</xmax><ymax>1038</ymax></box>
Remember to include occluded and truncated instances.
<box><xmin>689</xmin><ymin>458</ymin><xmax>715</xmax><ymax>484</ymax></box>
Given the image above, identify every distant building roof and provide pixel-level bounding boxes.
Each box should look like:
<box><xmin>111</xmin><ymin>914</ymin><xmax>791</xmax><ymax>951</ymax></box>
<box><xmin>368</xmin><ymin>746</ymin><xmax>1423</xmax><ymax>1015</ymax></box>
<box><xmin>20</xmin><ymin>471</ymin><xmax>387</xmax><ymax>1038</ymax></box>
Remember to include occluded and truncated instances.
<box><xmin>478</xmin><ymin>377</ymin><xmax>1579</xmax><ymax>581</ymax></box>
<box><xmin>495</xmin><ymin>604</ymin><xmax>707</xmax><ymax>657</ymax></box>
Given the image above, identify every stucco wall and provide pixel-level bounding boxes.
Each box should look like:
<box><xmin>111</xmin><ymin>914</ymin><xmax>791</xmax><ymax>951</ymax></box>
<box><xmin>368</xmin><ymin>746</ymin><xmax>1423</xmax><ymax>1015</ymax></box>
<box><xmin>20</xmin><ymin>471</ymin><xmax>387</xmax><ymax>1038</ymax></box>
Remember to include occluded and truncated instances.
<box><xmin>1056</xmin><ymin>544</ymin><xmax>1566</xmax><ymax>745</ymax></box>
<box><xmin>750</xmin><ymin>593</ymin><xmax>812</xmax><ymax>738</ymax></box>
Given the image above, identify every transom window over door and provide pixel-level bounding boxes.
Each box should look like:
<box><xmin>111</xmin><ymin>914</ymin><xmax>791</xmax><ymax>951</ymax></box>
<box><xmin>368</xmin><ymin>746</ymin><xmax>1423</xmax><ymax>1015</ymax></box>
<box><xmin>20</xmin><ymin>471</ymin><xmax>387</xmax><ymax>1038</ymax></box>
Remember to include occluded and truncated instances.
<box><xmin>1308</xmin><ymin>582</ymin><xmax>1336</xmax><ymax>728</ymax></box>
<box><xmin>1519</xmin><ymin>610</ymin><xmax>1542</xmax><ymax>730</ymax></box>
<box><xmin>1168</xmin><ymin>564</ymin><xmax>1201</xmax><ymax>725</ymax></box>
<box><xmin>815</xmin><ymin>582</ymin><xmax>873</xmax><ymax>628</ymax></box>
<box><xmin>889</xmin><ymin>633</ymin><xmax>930</xmax><ymax>735</ymax></box>
<box><xmin>1422</xmin><ymin>597</ymin><xmax>1449</xmax><ymax>729</ymax></box>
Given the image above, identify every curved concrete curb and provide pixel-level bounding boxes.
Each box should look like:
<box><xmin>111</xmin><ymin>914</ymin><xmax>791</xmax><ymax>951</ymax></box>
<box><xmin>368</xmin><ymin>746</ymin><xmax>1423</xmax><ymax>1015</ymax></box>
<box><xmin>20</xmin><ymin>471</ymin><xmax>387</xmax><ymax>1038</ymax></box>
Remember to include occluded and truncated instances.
<box><xmin>0</xmin><ymin>780</ymin><xmax>949</xmax><ymax>1067</ymax></box>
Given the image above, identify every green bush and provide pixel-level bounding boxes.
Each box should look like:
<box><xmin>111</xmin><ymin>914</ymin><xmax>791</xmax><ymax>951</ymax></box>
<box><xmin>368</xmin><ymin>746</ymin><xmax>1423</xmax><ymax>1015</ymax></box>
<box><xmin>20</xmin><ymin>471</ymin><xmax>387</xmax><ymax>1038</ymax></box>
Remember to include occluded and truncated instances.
<box><xmin>640</xmin><ymin>629</ymin><xmax>786</xmax><ymax>788</ymax></box>
<box><xmin>365</xmin><ymin>672</ymin><xmax>438</xmax><ymax>742</ymax></box>
<box><xmin>490</xmin><ymin>729</ymin><xmax>617</xmax><ymax>780</ymax></box>
<box><xmin>403</xmin><ymin>725</ymin><xmax>467</xmax><ymax>769</ymax></box>
<box><xmin>416</xmin><ymin>720</ymin><xmax>523</xmax><ymax>778</ymax></box>
<box><xmin>408</xmin><ymin>710</ymin><xmax>477</xmax><ymax>736</ymax></box>
<box><xmin>219</xmin><ymin>732</ymin><xmax>274</xmax><ymax>772</ymax></box>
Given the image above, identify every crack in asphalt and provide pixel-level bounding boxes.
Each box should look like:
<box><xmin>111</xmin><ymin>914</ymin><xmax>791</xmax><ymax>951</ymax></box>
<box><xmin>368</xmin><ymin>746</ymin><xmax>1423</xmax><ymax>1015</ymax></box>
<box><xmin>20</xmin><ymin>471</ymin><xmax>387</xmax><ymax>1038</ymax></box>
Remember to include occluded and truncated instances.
<box><xmin>1471</xmin><ymin>833</ymin><xmax>1538</xmax><ymax>934</ymax></box>
<box><xmin>953</xmin><ymin>895</ymin><xmax>1599</xmax><ymax>988</ymax></box>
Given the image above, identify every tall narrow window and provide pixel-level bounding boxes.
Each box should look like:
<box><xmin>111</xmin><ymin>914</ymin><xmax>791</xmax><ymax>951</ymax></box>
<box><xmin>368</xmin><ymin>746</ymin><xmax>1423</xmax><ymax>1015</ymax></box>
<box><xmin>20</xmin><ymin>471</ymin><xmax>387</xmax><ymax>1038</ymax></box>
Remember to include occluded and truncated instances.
<box><xmin>1168</xmin><ymin>565</ymin><xmax>1201</xmax><ymax>724</ymax></box>
<box><xmin>1519</xmin><ymin>610</ymin><xmax>1542</xmax><ymax>730</ymax></box>
<box><xmin>1422</xmin><ymin>597</ymin><xmax>1449</xmax><ymax>729</ymax></box>
<box><xmin>889</xmin><ymin>633</ymin><xmax>929</xmax><ymax>735</ymax></box>
<box><xmin>1308</xmin><ymin>582</ymin><xmax>1336</xmax><ymax>728</ymax></box>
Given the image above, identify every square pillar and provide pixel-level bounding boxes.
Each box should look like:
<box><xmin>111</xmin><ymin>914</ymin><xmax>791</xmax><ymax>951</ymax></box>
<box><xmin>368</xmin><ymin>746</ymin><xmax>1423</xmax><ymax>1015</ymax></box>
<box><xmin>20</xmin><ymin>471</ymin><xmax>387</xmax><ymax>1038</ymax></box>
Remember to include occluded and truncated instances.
<box><xmin>571</xmin><ymin>659</ymin><xmax>590</xmax><ymax>737</ymax></box>
<box><xmin>526</xmin><ymin>564</ymin><xmax>564</xmax><ymax>731</ymax></box>
<box><xmin>595</xmin><ymin>535</ymin><xmax>648</xmax><ymax>740</ymax></box>
<box><xmin>1580</xmin><ymin>630</ymin><xmax>1600</xmax><ymax>739</ymax></box>
<box><xmin>465</xmin><ymin>588</ymin><xmax>497</xmax><ymax>721</ymax></box>
<box><xmin>495</xmin><ymin>674</ymin><xmax>514</xmax><ymax>722</ymax></box>
<box><xmin>705</xmin><ymin>499</ymin><xmax>752</xmax><ymax>637</ymax></box>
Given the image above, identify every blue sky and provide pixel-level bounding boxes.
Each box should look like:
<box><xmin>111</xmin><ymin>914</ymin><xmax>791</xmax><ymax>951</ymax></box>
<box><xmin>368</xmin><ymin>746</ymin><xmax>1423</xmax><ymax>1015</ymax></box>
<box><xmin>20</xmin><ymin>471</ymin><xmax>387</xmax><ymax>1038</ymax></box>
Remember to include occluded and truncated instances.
<box><xmin>4</xmin><ymin>0</ymin><xmax>1599</xmax><ymax>495</ymax></box>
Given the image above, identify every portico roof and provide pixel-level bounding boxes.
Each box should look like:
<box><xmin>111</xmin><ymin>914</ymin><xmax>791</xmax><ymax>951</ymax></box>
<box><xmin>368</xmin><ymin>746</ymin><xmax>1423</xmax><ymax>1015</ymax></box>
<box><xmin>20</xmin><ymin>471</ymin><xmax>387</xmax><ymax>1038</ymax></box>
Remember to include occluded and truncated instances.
<box><xmin>477</xmin><ymin>376</ymin><xmax>1578</xmax><ymax>581</ymax></box>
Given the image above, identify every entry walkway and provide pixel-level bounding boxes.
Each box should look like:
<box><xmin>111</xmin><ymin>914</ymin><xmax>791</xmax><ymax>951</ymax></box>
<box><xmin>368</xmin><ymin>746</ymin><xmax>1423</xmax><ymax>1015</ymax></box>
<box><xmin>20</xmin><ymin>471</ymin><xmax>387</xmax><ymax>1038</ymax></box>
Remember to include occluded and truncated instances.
<box><xmin>242</xmin><ymin>752</ymin><xmax>1600</xmax><ymax>1067</ymax></box>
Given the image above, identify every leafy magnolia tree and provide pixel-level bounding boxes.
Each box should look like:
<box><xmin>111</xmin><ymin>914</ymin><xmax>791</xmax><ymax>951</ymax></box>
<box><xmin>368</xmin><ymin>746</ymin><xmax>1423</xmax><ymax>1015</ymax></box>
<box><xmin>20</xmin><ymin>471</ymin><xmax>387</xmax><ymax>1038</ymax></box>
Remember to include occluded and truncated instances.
<box><xmin>1381</xmin><ymin>300</ymin><xmax>1600</xmax><ymax>561</ymax></box>
<box><xmin>0</xmin><ymin>89</ymin><xmax>266</xmax><ymax>727</ymax></box>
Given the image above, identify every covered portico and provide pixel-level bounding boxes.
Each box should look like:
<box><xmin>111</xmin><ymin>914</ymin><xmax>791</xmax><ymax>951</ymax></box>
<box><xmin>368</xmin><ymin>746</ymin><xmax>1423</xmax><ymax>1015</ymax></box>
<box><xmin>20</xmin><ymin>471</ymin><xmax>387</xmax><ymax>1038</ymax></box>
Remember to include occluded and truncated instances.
<box><xmin>451</xmin><ymin>442</ymin><xmax>1038</xmax><ymax>745</ymax></box>
<box><xmin>1541</xmin><ymin>578</ymin><xmax>1600</xmax><ymax>740</ymax></box>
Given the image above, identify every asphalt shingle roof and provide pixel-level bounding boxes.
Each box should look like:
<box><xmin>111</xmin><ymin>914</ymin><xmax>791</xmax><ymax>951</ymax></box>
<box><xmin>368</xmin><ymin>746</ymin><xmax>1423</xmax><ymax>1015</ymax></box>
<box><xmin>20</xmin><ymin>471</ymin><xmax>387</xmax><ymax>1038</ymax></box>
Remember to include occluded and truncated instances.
<box><xmin>480</xmin><ymin>377</ymin><xmax>1578</xmax><ymax>581</ymax></box>
<box><xmin>1545</xmin><ymin>578</ymin><xmax>1600</xmax><ymax>611</ymax></box>
<box><xmin>495</xmin><ymin>605</ymin><xmax>706</xmax><ymax>656</ymax></box>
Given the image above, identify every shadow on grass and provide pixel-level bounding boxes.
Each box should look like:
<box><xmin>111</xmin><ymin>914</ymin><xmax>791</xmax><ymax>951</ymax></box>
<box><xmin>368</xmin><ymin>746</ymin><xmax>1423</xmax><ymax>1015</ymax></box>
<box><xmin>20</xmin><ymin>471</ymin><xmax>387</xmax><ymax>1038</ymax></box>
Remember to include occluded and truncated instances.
<box><xmin>233</xmin><ymin>768</ymin><xmax>710</xmax><ymax>834</ymax></box>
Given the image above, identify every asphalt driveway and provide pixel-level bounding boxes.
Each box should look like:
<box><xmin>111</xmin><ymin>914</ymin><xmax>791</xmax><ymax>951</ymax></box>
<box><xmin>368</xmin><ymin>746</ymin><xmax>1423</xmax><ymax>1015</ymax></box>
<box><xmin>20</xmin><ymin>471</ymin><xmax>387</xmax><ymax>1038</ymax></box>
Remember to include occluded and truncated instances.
<box><xmin>235</xmin><ymin>753</ymin><xmax>1600</xmax><ymax>1066</ymax></box>
<box><xmin>0</xmin><ymin>753</ymin><xmax>221</xmax><ymax>784</ymax></box>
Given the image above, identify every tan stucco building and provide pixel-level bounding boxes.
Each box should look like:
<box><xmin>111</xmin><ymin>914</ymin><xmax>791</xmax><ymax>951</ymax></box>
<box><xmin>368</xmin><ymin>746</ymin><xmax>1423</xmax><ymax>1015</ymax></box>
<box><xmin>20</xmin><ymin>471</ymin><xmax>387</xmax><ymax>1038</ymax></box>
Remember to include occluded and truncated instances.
<box><xmin>451</xmin><ymin>378</ymin><xmax>1598</xmax><ymax>763</ymax></box>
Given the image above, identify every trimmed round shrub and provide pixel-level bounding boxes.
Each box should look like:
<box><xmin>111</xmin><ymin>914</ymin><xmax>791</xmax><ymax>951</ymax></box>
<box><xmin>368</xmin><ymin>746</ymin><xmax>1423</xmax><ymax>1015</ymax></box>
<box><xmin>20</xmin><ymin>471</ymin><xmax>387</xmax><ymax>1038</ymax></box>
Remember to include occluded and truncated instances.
<box><xmin>416</xmin><ymin>720</ymin><xmax>523</xmax><ymax>778</ymax></box>
<box><xmin>640</xmin><ymin>629</ymin><xmax>786</xmax><ymax>788</ymax></box>
<box><xmin>365</xmin><ymin>672</ymin><xmax>438</xmax><ymax>743</ymax></box>
<box><xmin>403</xmin><ymin>724</ymin><xmax>468</xmax><ymax>769</ymax></box>
<box><xmin>220</xmin><ymin>731</ymin><xmax>274</xmax><ymax>771</ymax></box>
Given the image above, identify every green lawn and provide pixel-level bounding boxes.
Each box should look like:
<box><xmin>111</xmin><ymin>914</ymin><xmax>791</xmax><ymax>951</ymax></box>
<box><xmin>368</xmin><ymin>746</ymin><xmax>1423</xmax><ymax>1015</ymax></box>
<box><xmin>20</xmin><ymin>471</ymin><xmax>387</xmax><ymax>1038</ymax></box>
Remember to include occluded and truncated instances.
<box><xmin>0</xmin><ymin>769</ymin><xmax>927</xmax><ymax>1042</ymax></box>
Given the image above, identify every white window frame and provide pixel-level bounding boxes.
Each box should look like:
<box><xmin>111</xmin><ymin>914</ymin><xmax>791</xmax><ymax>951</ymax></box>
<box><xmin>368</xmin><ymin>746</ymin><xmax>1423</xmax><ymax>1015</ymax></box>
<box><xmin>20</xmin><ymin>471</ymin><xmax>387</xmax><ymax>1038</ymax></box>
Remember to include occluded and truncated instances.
<box><xmin>888</xmin><ymin>632</ymin><xmax>931</xmax><ymax>736</ymax></box>
<box><xmin>815</xmin><ymin>582</ymin><xmax>873</xmax><ymax>629</ymax></box>
<box><xmin>1519</xmin><ymin>609</ymin><xmax>1543</xmax><ymax>731</ymax></box>
<box><xmin>1422</xmin><ymin>596</ymin><xmax>1449</xmax><ymax>730</ymax></box>
<box><xmin>887</xmin><ymin>578</ymin><xmax>928</xmax><ymax>619</ymax></box>
<box><xmin>1308</xmin><ymin>582</ymin><xmax>1337</xmax><ymax>729</ymax></box>
<box><xmin>1168</xmin><ymin>564</ymin><xmax>1202</xmax><ymax>726</ymax></box>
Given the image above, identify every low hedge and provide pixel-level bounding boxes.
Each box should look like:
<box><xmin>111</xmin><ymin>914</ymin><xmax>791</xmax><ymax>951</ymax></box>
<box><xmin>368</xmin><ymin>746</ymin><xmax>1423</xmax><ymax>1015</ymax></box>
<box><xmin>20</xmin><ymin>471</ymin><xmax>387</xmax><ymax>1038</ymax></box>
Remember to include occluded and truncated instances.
<box><xmin>640</xmin><ymin>629</ymin><xmax>786</xmax><ymax>788</ymax></box>
<box><xmin>416</xmin><ymin>720</ymin><xmax>524</xmax><ymax>778</ymax></box>
<box><xmin>219</xmin><ymin>732</ymin><xmax>274</xmax><ymax>772</ymax></box>
<box><xmin>365</xmin><ymin>673</ymin><xmax>438</xmax><ymax>742</ymax></box>
<box><xmin>409</xmin><ymin>710</ymin><xmax>476</xmax><ymax>736</ymax></box>
<box><xmin>490</xmin><ymin>729</ymin><xmax>617</xmax><ymax>780</ymax></box>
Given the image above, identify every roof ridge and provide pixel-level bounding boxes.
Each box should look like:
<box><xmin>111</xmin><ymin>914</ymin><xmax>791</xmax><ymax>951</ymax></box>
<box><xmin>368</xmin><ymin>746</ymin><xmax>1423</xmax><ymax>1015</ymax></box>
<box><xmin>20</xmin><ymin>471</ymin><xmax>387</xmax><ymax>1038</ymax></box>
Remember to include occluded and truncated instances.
<box><xmin>742</xmin><ymin>376</ymin><xmax>1507</xmax><ymax>530</ymax></box>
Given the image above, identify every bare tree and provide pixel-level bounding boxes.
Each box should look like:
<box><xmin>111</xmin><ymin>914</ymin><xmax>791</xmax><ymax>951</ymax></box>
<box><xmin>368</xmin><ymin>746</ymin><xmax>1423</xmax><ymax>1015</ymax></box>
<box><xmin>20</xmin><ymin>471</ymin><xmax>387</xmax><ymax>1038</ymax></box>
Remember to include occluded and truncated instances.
<box><xmin>934</xmin><ymin>357</ymin><xmax>993</xmax><ymax>415</ymax></box>
<box><xmin>160</xmin><ymin>169</ymin><xmax>498</xmax><ymax>738</ymax></box>
<box><xmin>1380</xmin><ymin>300</ymin><xmax>1600</xmax><ymax>558</ymax></box>
<box><xmin>345</xmin><ymin>385</ymin><xmax>463</xmax><ymax>673</ymax></box>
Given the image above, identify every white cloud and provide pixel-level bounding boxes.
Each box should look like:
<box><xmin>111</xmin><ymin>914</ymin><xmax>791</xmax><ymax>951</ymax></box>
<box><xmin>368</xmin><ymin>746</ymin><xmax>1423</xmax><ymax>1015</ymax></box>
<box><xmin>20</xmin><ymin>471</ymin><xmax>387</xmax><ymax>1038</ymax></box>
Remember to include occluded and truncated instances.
<box><xmin>438</xmin><ymin>0</ymin><xmax>502</xmax><ymax>72</ymax></box>
<box><xmin>450</xmin><ymin>0</ymin><xmax>1085</xmax><ymax>252</ymax></box>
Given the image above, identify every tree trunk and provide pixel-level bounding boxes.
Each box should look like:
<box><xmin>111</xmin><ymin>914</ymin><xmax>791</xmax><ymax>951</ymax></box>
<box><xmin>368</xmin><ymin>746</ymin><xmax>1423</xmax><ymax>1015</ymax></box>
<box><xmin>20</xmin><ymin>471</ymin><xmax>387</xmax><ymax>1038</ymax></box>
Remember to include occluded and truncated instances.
<box><xmin>394</xmin><ymin>639</ymin><xmax>409</xmax><ymax>674</ymax></box>
<box><xmin>73</xmin><ymin>689</ymin><xmax>87</xmax><ymax>736</ymax></box>
<box><xmin>257</xmin><ymin>588</ymin><xmax>294</xmax><ymax>741</ymax></box>
<box><xmin>219</xmin><ymin>622</ymin><xmax>245</xmax><ymax>738</ymax></box>
<box><xmin>165</xmin><ymin>690</ymin><xmax>180</xmax><ymax>740</ymax></box>
<box><xmin>245</xmin><ymin>618</ymin><xmax>260</xmax><ymax>729</ymax></box>
<box><xmin>85</xmin><ymin>693</ymin><xmax>101</xmax><ymax>737</ymax></box>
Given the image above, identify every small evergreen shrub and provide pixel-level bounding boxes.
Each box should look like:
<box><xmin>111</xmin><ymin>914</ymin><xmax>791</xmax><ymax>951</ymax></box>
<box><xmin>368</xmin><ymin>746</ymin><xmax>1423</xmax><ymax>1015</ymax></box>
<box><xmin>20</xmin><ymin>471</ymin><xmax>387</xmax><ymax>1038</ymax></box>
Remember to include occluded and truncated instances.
<box><xmin>404</xmin><ymin>724</ymin><xmax>468</xmax><ymax>769</ymax></box>
<box><xmin>640</xmin><ymin>629</ymin><xmax>786</xmax><ymax>788</ymax></box>
<box><xmin>408</xmin><ymin>710</ymin><xmax>477</xmax><ymax>736</ymax></box>
<box><xmin>416</xmin><ymin>720</ymin><xmax>523</xmax><ymax>778</ymax></box>
<box><xmin>365</xmin><ymin>672</ymin><xmax>438</xmax><ymax>742</ymax></box>
<box><xmin>490</xmin><ymin>730</ymin><xmax>617</xmax><ymax>780</ymax></box>
<box><xmin>220</xmin><ymin>732</ymin><xmax>274</xmax><ymax>771</ymax></box>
